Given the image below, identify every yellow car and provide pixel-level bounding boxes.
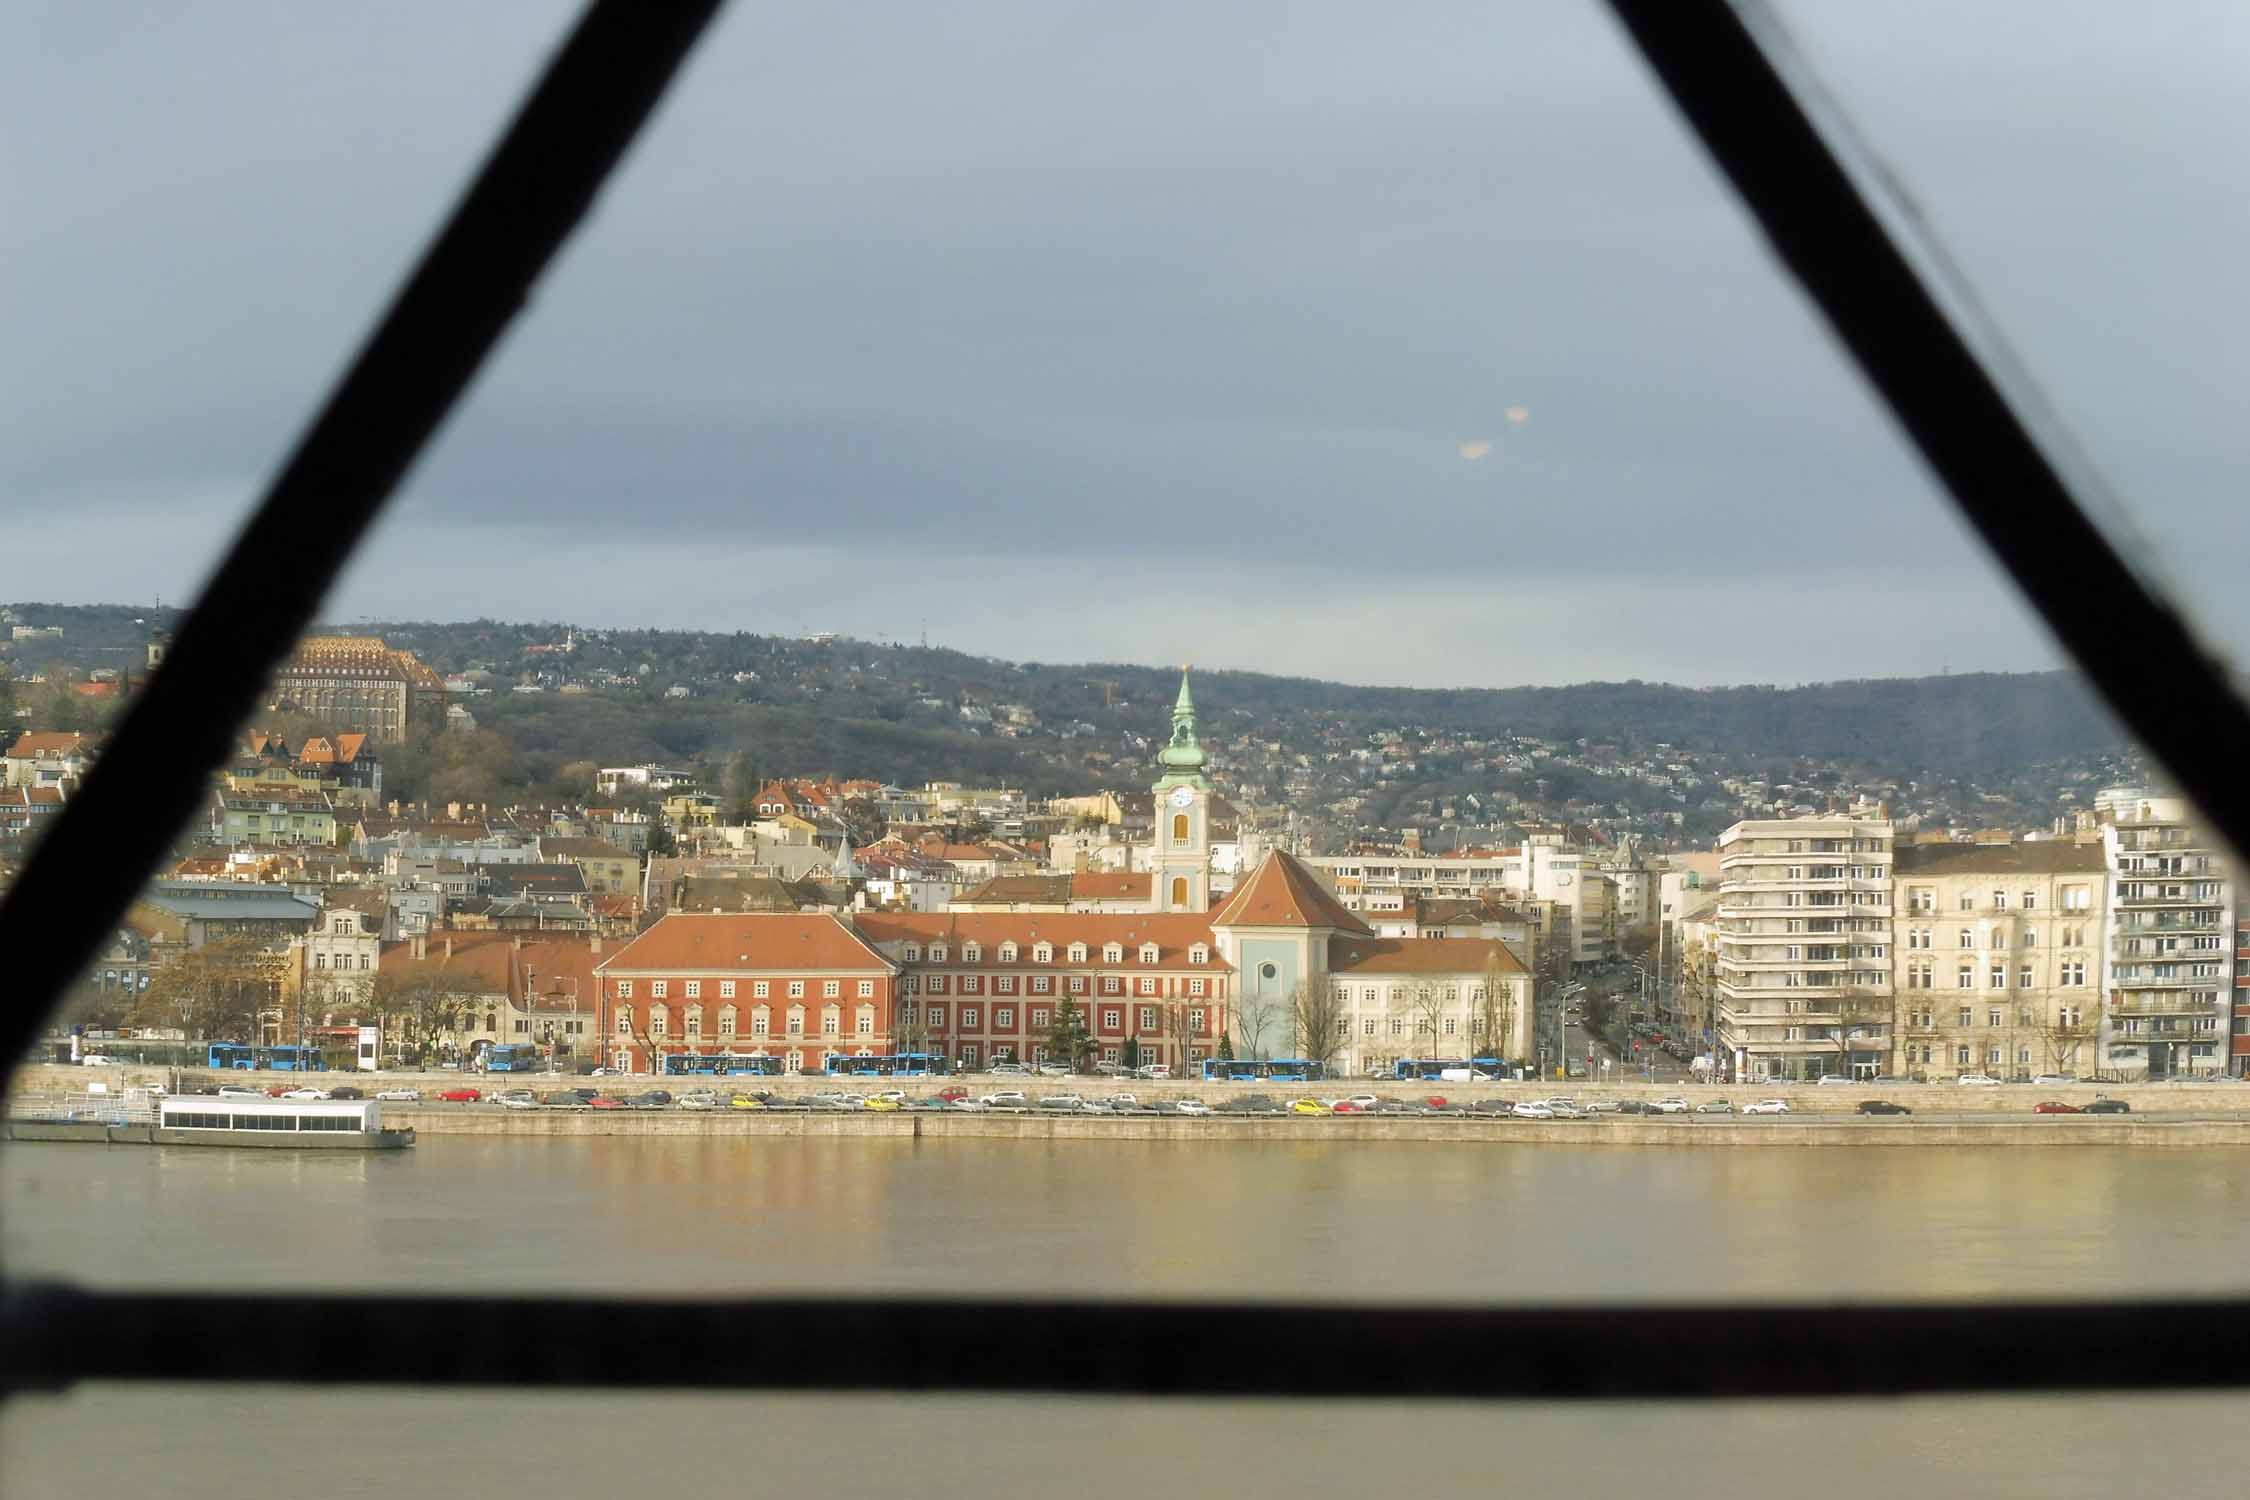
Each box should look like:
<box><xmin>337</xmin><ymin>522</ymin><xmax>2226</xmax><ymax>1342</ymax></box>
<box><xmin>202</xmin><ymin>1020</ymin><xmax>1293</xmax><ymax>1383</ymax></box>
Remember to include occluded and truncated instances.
<box><xmin>862</xmin><ymin>1095</ymin><xmax>902</xmax><ymax>1111</ymax></box>
<box><xmin>1288</xmin><ymin>1097</ymin><xmax>1331</xmax><ymax>1116</ymax></box>
<box><xmin>728</xmin><ymin>1093</ymin><xmax>764</xmax><ymax>1110</ymax></box>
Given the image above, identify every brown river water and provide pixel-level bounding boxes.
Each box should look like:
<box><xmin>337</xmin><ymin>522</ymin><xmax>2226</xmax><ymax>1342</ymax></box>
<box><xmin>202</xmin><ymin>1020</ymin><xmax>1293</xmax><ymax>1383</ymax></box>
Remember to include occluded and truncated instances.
<box><xmin>6</xmin><ymin>1136</ymin><xmax>2250</xmax><ymax>1498</ymax></box>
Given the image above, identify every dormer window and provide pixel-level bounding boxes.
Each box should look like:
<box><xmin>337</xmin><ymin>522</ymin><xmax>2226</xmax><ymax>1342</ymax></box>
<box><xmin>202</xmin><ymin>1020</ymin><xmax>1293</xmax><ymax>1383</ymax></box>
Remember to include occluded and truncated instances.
<box><xmin>903</xmin><ymin>943</ymin><xmax>921</xmax><ymax>961</ymax></box>
<box><xmin>963</xmin><ymin>942</ymin><xmax>982</xmax><ymax>963</ymax></box>
<box><xmin>1139</xmin><ymin>944</ymin><xmax>1159</xmax><ymax>964</ymax></box>
<box><xmin>1103</xmin><ymin>943</ymin><xmax>1123</xmax><ymax>964</ymax></box>
<box><xmin>999</xmin><ymin>942</ymin><xmax>1018</xmax><ymax>962</ymax></box>
<box><xmin>1189</xmin><ymin>944</ymin><xmax>1208</xmax><ymax>965</ymax></box>
<box><xmin>929</xmin><ymin>944</ymin><xmax>947</xmax><ymax>962</ymax></box>
<box><xmin>1067</xmin><ymin>943</ymin><xmax>1087</xmax><ymax>963</ymax></box>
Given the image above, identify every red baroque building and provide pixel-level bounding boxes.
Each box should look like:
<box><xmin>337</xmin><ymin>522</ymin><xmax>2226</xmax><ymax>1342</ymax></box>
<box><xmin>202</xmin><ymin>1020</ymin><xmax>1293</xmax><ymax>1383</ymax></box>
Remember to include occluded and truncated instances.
<box><xmin>854</xmin><ymin>912</ymin><xmax>1230</xmax><ymax>1072</ymax></box>
<box><xmin>594</xmin><ymin>913</ymin><xmax>899</xmax><ymax>1074</ymax></box>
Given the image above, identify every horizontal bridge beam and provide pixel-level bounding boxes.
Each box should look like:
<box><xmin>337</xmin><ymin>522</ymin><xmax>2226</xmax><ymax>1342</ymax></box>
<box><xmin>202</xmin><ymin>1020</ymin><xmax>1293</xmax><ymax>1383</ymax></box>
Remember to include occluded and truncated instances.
<box><xmin>5</xmin><ymin>1284</ymin><xmax>2243</xmax><ymax>1399</ymax></box>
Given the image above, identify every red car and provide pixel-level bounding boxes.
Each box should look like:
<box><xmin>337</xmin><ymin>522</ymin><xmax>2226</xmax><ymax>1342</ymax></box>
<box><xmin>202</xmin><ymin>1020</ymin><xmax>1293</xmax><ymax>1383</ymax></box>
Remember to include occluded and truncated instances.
<box><xmin>436</xmin><ymin>1087</ymin><xmax>482</xmax><ymax>1103</ymax></box>
<box><xmin>589</xmin><ymin>1095</ymin><xmax>625</xmax><ymax>1109</ymax></box>
<box><xmin>936</xmin><ymin>1085</ymin><xmax>969</xmax><ymax>1101</ymax></box>
<box><xmin>2033</xmin><ymin>1100</ymin><xmax>2081</xmax><ymax>1114</ymax></box>
<box><xmin>1331</xmin><ymin>1101</ymin><xmax>1363</xmax><ymax>1114</ymax></box>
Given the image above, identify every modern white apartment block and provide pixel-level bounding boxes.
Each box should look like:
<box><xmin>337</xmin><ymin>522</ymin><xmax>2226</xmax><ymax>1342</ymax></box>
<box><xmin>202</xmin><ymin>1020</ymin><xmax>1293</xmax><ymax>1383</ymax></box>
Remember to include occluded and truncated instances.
<box><xmin>1311</xmin><ymin>836</ymin><xmax>1618</xmax><ymax>967</ymax></box>
<box><xmin>1714</xmin><ymin>812</ymin><xmax>1894</xmax><ymax>1082</ymax></box>
<box><xmin>2096</xmin><ymin>787</ymin><xmax>2233</xmax><ymax>1079</ymax></box>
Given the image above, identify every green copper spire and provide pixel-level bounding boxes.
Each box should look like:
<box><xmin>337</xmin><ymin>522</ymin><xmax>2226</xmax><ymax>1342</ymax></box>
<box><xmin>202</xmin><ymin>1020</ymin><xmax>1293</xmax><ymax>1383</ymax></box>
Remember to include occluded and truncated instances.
<box><xmin>1155</xmin><ymin>667</ymin><xmax>1208</xmax><ymax>786</ymax></box>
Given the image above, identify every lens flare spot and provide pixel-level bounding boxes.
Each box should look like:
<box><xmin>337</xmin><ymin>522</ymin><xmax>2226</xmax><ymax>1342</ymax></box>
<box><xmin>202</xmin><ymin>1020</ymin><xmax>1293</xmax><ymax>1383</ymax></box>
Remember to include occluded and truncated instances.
<box><xmin>1505</xmin><ymin>405</ymin><xmax>1530</xmax><ymax>424</ymax></box>
<box><xmin>1457</xmin><ymin>440</ymin><xmax>1492</xmax><ymax>462</ymax></box>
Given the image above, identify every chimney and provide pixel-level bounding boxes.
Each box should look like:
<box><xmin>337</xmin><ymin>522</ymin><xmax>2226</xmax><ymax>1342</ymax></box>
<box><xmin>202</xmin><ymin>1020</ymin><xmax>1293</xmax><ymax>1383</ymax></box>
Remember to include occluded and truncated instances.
<box><xmin>444</xmin><ymin>936</ymin><xmax>454</xmax><ymax>959</ymax></box>
<box><xmin>590</xmin><ymin>934</ymin><xmax>603</xmax><ymax>953</ymax></box>
<box><xmin>412</xmin><ymin>933</ymin><xmax>426</xmax><ymax>961</ymax></box>
<box><xmin>512</xmin><ymin>934</ymin><xmax>523</xmax><ymax>951</ymax></box>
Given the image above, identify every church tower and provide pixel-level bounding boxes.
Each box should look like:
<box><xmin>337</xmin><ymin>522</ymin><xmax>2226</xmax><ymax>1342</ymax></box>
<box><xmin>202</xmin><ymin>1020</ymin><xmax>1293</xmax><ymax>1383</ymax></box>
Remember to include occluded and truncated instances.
<box><xmin>1152</xmin><ymin>669</ymin><xmax>1212</xmax><ymax>913</ymax></box>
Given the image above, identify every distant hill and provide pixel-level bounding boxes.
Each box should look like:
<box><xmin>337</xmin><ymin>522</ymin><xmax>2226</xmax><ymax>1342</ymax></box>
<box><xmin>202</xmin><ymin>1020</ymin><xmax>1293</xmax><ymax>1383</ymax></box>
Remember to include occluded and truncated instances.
<box><xmin>6</xmin><ymin>605</ymin><xmax>2129</xmax><ymax>783</ymax></box>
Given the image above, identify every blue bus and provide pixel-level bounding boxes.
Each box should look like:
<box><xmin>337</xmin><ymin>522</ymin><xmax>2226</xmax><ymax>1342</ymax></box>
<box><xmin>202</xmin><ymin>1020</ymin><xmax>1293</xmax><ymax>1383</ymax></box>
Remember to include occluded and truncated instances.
<box><xmin>1201</xmin><ymin>1058</ymin><xmax>1328</xmax><ymax>1083</ymax></box>
<box><xmin>822</xmin><ymin>1052</ymin><xmax>946</xmax><ymax>1078</ymax></box>
<box><xmin>662</xmin><ymin>1053</ymin><xmax>789</xmax><ymax>1077</ymax></box>
<box><xmin>1392</xmin><ymin>1057</ymin><xmax>1507</xmax><ymax>1081</ymax></box>
<box><xmin>486</xmin><ymin>1044</ymin><xmax>542</xmax><ymax>1073</ymax></box>
<box><xmin>205</xmin><ymin>1042</ymin><xmax>325</xmax><ymax>1071</ymax></box>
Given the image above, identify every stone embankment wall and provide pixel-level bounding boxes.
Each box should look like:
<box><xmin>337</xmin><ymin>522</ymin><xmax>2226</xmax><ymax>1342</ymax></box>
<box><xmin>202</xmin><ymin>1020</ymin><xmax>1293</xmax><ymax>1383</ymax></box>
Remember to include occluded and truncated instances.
<box><xmin>18</xmin><ymin>1061</ymin><xmax>2250</xmax><ymax>1113</ymax></box>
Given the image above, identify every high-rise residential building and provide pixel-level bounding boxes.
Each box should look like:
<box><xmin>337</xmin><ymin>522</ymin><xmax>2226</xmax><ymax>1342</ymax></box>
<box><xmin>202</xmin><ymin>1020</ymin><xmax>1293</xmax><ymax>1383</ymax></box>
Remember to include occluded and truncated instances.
<box><xmin>1889</xmin><ymin>837</ymin><xmax>2107</xmax><ymax>1081</ymax></box>
<box><xmin>1714</xmin><ymin>811</ymin><xmax>1894</xmax><ymax>1083</ymax></box>
<box><xmin>267</xmin><ymin>636</ymin><xmax>447</xmax><ymax>745</ymax></box>
<box><xmin>2095</xmin><ymin>787</ymin><xmax>2232</xmax><ymax>1080</ymax></box>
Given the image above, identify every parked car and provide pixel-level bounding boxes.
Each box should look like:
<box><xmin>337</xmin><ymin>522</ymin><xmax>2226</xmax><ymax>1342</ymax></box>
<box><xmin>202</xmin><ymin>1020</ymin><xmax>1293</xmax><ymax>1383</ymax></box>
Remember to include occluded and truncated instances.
<box><xmin>1287</xmin><ymin>1097</ymin><xmax>1331</xmax><ymax>1116</ymax></box>
<box><xmin>2030</xmin><ymin>1074</ymin><xmax>2080</xmax><ymax>1085</ymax></box>
<box><xmin>989</xmin><ymin>1062</ymin><xmax>1031</xmax><ymax>1077</ymax></box>
<box><xmin>1511</xmin><ymin>1101</ymin><xmax>1555</xmax><ymax>1118</ymax></box>
<box><xmin>278</xmin><ymin>1087</ymin><xmax>330</xmax><ymax>1100</ymax></box>
<box><xmin>1814</xmin><ymin>1075</ymin><xmax>1857</xmax><ymax>1086</ymax></box>
<box><xmin>501</xmin><ymin>1095</ymin><xmax>539</xmax><ymax>1111</ymax></box>
<box><xmin>2084</xmin><ymin>1098</ymin><xmax>2132</xmax><ymax>1115</ymax></box>
<box><xmin>677</xmin><ymin>1089</ymin><xmax>720</xmax><ymax>1109</ymax></box>
<box><xmin>217</xmin><ymin>1085</ymin><xmax>268</xmax><ymax>1099</ymax></box>
<box><xmin>436</xmin><ymin>1087</ymin><xmax>482</xmax><ymax>1103</ymax></box>
<box><xmin>936</xmin><ymin>1085</ymin><xmax>970</xmax><ymax>1101</ymax></box>
<box><xmin>982</xmin><ymin>1091</ymin><xmax>1030</xmax><ymax>1110</ymax></box>
<box><xmin>1693</xmin><ymin>1099</ymin><xmax>1734</xmax><ymax>1115</ymax></box>
<box><xmin>1649</xmin><ymin>1097</ymin><xmax>1691</xmax><ymax>1114</ymax></box>
<box><xmin>728</xmin><ymin>1093</ymin><xmax>765</xmax><ymax>1110</ymax></box>
<box><xmin>589</xmin><ymin>1095</ymin><xmax>625</xmax><ymax>1109</ymax></box>
<box><xmin>1330</xmin><ymin>1100</ymin><xmax>1365</xmax><ymax>1114</ymax></box>
<box><xmin>80</xmin><ymin>1054</ymin><xmax>120</xmax><ymax>1066</ymax></box>
<box><xmin>539</xmin><ymin>1090</ymin><xmax>582</xmax><ymax>1106</ymax></box>
<box><xmin>372</xmin><ymin>1087</ymin><xmax>420</xmax><ymax>1102</ymax></box>
<box><xmin>1175</xmin><ymin>1097</ymin><xmax>1212</xmax><ymax>1116</ymax></box>
<box><xmin>1037</xmin><ymin>1095</ymin><xmax>1089</xmax><ymax>1112</ymax></box>
<box><xmin>1956</xmin><ymin>1073</ymin><xmax>2003</xmax><ymax>1086</ymax></box>
<box><xmin>494</xmin><ymin>1088</ymin><xmax>536</xmax><ymax>1104</ymax></box>
<box><xmin>1856</xmin><ymin>1100</ymin><xmax>1912</xmax><ymax>1116</ymax></box>
<box><xmin>328</xmin><ymin>1086</ymin><xmax>365</xmax><ymax>1099</ymax></box>
<box><xmin>863</xmin><ymin>1095</ymin><xmax>902</xmax><ymax>1111</ymax></box>
<box><xmin>1583</xmin><ymin>1099</ymin><xmax>1624</xmax><ymax>1114</ymax></box>
<box><xmin>2033</xmin><ymin>1100</ymin><xmax>2082</xmax><ymax>1114</ymax></box>
<box><xmin>639</xmin><ymin>1090</ymin><xmax>674</xmax><ymax>1105</ymax></box>
<box><xmin>1742</xmin><ymin>1099</ymin><xmax>1790</xmax><ymax>1115</ymax></box>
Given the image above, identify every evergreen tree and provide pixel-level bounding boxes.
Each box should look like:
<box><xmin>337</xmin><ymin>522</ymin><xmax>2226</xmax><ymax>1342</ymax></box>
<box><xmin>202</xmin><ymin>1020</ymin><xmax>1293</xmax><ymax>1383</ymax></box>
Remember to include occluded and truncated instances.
<box><xmin>1121</xmin><ymin>1036</ymin><xmax>1140</xmax><ymax>1071</ymax></box>
<box><xmin>1046</xmin><ymin>996</ymin><xmax>1090</xmax><ymax>1072</ymax></box>
<box><xmin>1216</xmin><ymin>1032</ymin><xmax>1234</xmax><ymax>1062</ymax></box>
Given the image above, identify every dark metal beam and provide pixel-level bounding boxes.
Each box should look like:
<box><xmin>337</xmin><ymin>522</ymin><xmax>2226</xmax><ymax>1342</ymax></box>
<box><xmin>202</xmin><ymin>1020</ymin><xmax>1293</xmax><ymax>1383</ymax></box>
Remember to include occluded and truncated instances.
<box><xmin>0</xmin><ymin>0</ymin><xmax>723</xmax><ymax>1067</ymax></box>
<box><xmin>5</xmin><ymin>1284</ymin><xmax>2243</xmax><ymax>1398</ymax></box>
<box><xmin>1605</xmin><ymin>1</ymin><xmax>2250</xmax><ymax>846</ymax></box>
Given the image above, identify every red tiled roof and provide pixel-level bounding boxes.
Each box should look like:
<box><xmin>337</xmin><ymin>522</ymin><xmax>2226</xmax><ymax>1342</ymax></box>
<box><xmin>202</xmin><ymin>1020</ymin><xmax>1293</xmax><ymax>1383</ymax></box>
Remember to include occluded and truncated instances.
<box><xmin>855</xmin><ymin>911</ymin><xmax>1231</xmax><ymax>970</ymax></box>
<box><xmin>1209</xmin><ymin>851</ymin><xmax>1370</xmax><ymax>932</ymax></box>
<box><xmin>596</xmin><ymin>913</ymin><xmax>893</xmax><ymax>974</ymax></box>
<box><xmin>1069</xmin><ymin>871</ymin><xmax>1151</xmax><ymax>901</ymax></box>
<box><xmin>6</xmin><ymin>731</ymin><xmax>94</xmax><ymax>759</ymax></box>
<box><xmin>1327</xmin><ymin>936</ymin><xmax>1528</xmax><ymax>976</ymax></box>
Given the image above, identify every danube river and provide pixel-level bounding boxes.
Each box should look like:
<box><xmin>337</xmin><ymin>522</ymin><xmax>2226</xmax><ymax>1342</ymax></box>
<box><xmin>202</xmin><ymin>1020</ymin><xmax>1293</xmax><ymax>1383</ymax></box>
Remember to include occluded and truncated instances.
<box><xmin>8</xmin><ymin>1137</ymin><xmax>2250</xmax><ymax>1498</ymax></box>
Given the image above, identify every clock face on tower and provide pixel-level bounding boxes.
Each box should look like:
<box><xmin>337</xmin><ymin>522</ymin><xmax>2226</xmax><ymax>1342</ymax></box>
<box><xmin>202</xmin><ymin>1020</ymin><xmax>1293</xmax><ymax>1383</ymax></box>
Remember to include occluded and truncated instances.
<box><xmin>1169</xmin><ymin>786</ymin><xmax>1195</xmax><ymax>809</ymax></box>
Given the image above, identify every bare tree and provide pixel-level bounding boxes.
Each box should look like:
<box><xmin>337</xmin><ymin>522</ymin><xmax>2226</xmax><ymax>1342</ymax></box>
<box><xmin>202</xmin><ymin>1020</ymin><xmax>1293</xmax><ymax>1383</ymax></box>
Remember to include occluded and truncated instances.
<box><xmin>1290</xmin><ymin>978</ymin><xmax>1347</xmax><ymax>1076</ymax></box>
<box><xmin>1406</xmin><ymin>979</ymin><xmax>1449</xmax><ymax>1057</ymax></box>
<box><xmin>1232</xmin><ymin>990</ymin><xmax>1278</xmax><ymax>1061</ymax></box>
<box><xmin>1163</xmin><ymin>1000</ymin><xmax>1202</xmax><ymax>1076</ymax></box>
<box><xmin>1475</xmin><ymin>953</ymin><xmax>1519</xmax><ymax>1064</ymax></box>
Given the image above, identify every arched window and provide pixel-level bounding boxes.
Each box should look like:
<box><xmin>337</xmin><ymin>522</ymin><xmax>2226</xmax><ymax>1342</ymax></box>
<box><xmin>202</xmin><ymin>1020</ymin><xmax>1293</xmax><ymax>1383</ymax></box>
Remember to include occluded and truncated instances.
<box><xmin>1170</xmin><ymin>877</ymin><xmax>1188</xmax><ymax>908</ymax></box>
<box><xmin>649</xmin><ymin>1006</ymin><xmax>668</xmax><ymax>1037</ymax></box>
<box><xmin>786</xmin><ymin>1005</ymin><xmax>805</xmax><ymax>1036</ymax></box>
<box><xmin>1172</xmin><ymin>813</ymin><xmax>1189</xmax><ymax>842</ymax></box>
<box><xmin>685</xmin><ymin>1006</ymin><xmax>702</xmax><ymax>1038</ymax></box>
<box><xmin>615</xmin><ymin>1005</ymin><xmax>632</xmax><ymax>1035</ymax></box>
<box><xmin>751</xmin><ymin>1006</ymin><xmax>770</xmax><ymax>1037</ymax></box>
<box><xmin>718</xmin><ymin>1006</ymin><xmax>737</xmax><ymax>1036</ymax></box>
<box><xmin>821</xmin><ymin>1004</ymin><xmax>841</xmax><ymax>1036</ymax></box>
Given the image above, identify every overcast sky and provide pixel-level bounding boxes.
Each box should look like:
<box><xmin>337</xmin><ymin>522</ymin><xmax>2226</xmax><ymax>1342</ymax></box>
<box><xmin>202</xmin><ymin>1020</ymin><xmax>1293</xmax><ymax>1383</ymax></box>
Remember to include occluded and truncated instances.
<box><xmin>4</xmin><ymin>2</ymin><xmax>2245</xmax><ymax>688</ymax></box>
